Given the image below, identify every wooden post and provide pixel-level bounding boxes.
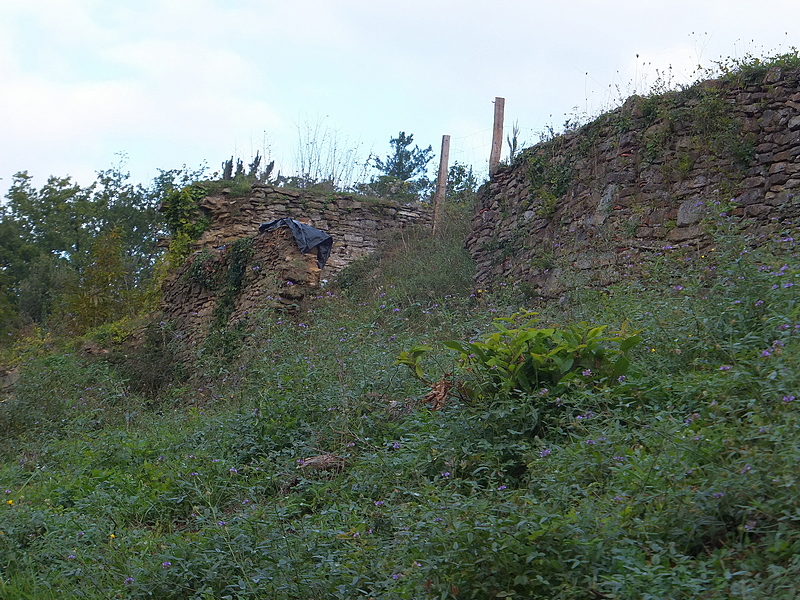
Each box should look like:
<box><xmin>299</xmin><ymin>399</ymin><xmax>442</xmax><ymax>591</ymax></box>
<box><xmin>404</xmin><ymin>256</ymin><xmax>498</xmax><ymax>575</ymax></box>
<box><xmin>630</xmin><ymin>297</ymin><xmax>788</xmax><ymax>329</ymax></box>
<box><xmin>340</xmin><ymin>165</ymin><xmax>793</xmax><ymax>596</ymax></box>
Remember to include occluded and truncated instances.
<box><xmin>432</xmin><ymin>134</ymin><xmax>450</xmax><ymax>234</ymax></box>
<box><xmin>489</xmin><ymin>97</ymin><xmax>505</xmax><ymax>177</ymax></box>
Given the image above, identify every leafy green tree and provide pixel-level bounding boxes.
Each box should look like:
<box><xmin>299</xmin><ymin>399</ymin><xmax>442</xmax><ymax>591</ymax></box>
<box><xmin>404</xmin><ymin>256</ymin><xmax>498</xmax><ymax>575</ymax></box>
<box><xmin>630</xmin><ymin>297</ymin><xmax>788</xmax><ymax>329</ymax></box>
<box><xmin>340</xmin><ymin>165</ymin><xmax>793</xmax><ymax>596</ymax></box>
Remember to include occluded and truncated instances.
<box><xmin>0</xmin><ymin>205</ymin><xmax>39</xmax><ymax>306</ymax></box>
<box><xmin>3</xmin><ymin>172</ymin><xmax>93</xmax><ymax>260</ymax></box>
<box><xmin>90</xmin><ymin>164</ymin><xmax>165</xmax><ymax>288</ymax></box>
<box><xmin>17</xmin><ymin>254</ymin><xmax>75</xmax><ymax>323</ymax></box>
<box><xmin>0</xmin><ymin>162</ymin><xmax>175</xmax><ymax>330</ymax></box>
<box><xmin>60</xmin><ymin>227</ymin><xmax>132</xmax><ymax>332</ymax></box>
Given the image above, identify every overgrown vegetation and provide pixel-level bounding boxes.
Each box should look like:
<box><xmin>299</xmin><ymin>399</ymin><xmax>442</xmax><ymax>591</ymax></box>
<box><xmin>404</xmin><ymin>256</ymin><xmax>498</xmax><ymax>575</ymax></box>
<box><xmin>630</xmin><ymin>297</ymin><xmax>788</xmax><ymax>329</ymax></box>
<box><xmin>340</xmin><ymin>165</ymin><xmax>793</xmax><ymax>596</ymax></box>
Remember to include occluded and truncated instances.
<box><xmin>522</xmin><ymin>135</ymin><xmax>574</xmax><ymax>219</ymax></box>
<box><xmin>335</xmin><ymin>202</ymin><xmax>475</xmax><ymax>305</ymax></box>
<box><xmin>2</xmin><ymin>50</ymin><xmax>800</xmax><ymax>600</ymax></box>
<box><xmin>2</xmin><ymin>192</ymin><xmax>798</xmax><ymax>598</ymax></box>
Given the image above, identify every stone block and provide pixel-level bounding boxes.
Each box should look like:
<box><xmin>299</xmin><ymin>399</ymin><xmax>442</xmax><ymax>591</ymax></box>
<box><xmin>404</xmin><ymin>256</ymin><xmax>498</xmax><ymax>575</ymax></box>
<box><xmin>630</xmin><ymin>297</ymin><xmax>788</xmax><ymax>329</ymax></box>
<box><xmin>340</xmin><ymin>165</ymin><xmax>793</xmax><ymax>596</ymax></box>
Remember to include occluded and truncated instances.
<box><xmin>667</xmin><ymin>225</ymin><xmax>703</xmax><ymax>242</ymax></box>
<box><xmin>677</xmin><ymin>200</ymin><xmax>704</xmax><ymax>226</ymax></box>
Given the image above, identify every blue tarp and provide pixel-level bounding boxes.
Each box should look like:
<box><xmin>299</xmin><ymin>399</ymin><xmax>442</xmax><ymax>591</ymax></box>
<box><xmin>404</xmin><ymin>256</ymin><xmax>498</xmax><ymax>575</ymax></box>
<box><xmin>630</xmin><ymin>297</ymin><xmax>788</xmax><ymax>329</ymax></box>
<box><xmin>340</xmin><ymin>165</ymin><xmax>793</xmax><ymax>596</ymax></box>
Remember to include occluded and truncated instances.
<box><xmin>258</xmin><ymin>218</ymin><xmax>333</xmax><ymax>270</ymax></box>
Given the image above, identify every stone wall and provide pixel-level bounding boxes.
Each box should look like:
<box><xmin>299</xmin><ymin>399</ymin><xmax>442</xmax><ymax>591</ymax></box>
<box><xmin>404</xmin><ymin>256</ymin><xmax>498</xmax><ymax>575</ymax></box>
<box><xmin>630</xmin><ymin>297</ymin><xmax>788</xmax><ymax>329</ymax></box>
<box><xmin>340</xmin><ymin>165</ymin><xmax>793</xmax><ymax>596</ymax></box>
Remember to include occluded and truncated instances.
<box><xmin>160</xmin><ymin>186</ymin><xmax>431</xmax><ymax>347</ymax></box>
<box><xmin>161</xmin><ymin>227</ymin><xmax>322</xmax><ymax>348</ymax></box>
<box><xmin>468</xmin><ymin>67</ymin><xmax>800</xmax><ymax>297</ymax></box>
<box><xmin>194</xmin><ymin>185</ymin><xmax>432</xmax><ymax>276</ymax></box>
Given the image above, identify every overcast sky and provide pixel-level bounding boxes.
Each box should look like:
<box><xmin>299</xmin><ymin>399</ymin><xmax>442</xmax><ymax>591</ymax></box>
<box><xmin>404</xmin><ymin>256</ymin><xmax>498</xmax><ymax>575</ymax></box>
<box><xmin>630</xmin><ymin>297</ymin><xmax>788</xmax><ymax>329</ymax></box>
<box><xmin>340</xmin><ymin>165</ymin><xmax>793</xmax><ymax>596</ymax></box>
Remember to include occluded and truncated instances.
<box><xmin>1</xmin><ymin>0</ymin><xmax>799</xmax><ymax>192</ymax></box>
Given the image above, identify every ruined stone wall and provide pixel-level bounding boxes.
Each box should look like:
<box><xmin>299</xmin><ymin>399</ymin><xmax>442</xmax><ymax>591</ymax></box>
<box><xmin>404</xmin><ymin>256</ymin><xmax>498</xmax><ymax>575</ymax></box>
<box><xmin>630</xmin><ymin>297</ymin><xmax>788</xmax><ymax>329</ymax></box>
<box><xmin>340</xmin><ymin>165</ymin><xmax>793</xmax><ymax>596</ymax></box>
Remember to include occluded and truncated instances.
<box><xmin>160</xmin><ymin>187</ymin><xmax>431</xmax><ymax>347</ymax></box>
<box><xmin>468</xmin><ymin>67</ymin><xmax>800</xmax><ymax>297</ymax></box>
<box><xmin>161</xmin><ymin>227</ymin><xmax>321</xmax><ymax>348</ymax></box>
<box><xmin>195</xmin><ymin>185</ymin><xmax>432</xmax><ymax>276</ymax></box>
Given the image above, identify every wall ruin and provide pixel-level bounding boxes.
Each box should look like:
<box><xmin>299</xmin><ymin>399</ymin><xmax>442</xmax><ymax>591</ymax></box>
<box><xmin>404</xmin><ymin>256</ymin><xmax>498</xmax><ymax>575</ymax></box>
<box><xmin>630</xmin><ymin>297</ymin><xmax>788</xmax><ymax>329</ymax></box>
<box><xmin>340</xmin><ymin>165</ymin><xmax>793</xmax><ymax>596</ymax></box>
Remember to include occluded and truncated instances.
<box><xmin>160</xmin><ymin>186</ymin><xmax>432</xmax><ymax>346</ymax></box>
<box><xmin>194</xmin><ymin>185</ymin><xmax>432</xmax><ymax>276</ymax></box>
<box><xmin>468</xmin><ymin>67</ymin><xmax>800</xmax><ymax>297</ymax></box>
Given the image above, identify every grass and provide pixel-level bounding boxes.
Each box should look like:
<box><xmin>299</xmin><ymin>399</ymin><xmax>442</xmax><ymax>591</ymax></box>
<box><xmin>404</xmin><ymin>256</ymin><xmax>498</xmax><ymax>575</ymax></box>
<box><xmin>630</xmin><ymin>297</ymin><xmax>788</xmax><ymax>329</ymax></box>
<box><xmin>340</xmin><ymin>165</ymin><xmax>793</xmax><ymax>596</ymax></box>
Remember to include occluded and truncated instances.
<box><xmin>1</xmin><ymin>202</ymin><xmax>799</xmax><ymax>599</ymax></box>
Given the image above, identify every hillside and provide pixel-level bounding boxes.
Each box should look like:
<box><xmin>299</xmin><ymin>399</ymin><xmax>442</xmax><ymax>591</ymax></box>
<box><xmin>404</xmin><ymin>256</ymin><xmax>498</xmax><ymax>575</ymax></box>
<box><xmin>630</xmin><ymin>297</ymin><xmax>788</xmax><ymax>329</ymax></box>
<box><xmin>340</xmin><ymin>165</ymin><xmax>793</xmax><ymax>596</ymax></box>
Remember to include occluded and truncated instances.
<box><xmin>1</xmin><ymin>62</ymin><xmax>800</xmax><ymax>599</ymax></box>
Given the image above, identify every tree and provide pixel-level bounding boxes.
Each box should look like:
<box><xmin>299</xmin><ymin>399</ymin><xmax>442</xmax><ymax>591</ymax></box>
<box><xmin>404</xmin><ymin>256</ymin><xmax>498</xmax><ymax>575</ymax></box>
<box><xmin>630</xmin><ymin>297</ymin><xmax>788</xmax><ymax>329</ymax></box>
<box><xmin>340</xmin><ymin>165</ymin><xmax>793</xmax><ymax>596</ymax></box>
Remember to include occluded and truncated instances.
<box><xmin>365</xmin><ymin>132</ymin><xmax>434</xmax><ymax>201</ymax></box>
<box><xmin>0</xmin><ymin>162</ymin><xmax>173</xmax><ymax>330</ymax></box>
<box><xmin>446</xmin><ymin>161</ymin><xmax>481</xmax><ymax>204</ymax></box>
<box><xmin>372</xmin><ymin>132</ymin><xmax>433</xmax><ymax>181</ymax></box>
<box><xmin>60</xmin><ymin>227</ymin><xmax>131</xmax><ymax>332</ymax></box>
<box><xmin>3</xmin><ymin>172</ymin><xmax>93</xmax><ymax>260</ymax></box>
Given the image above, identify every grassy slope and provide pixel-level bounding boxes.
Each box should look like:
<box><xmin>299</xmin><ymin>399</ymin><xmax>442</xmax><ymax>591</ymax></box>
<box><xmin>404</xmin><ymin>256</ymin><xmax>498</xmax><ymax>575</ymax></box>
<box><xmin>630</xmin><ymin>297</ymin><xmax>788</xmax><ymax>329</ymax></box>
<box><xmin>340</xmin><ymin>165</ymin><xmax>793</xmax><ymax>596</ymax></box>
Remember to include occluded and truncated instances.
<box><xmin>1</xmin><ymin>203</ymin><xmax>799</xmax><ymax>600</ymax></box>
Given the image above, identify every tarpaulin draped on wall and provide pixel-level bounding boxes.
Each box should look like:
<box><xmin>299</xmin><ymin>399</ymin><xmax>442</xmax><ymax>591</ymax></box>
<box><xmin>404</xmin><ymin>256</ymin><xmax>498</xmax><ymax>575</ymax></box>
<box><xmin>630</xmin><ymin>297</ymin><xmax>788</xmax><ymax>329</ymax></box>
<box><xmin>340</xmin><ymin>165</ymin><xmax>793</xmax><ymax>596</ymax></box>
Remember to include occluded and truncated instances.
<box><xmin>259</xmin><ymin>218</ymin><xmax>333</xmax><ymax>270</ymax></box>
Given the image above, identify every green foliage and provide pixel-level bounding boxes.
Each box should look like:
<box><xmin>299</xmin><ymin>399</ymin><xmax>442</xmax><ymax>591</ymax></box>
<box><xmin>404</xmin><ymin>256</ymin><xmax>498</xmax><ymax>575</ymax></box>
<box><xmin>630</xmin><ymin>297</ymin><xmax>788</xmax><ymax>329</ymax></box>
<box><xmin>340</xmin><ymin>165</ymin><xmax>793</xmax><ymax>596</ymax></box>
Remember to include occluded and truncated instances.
<box><xmin>1</xmin><ymin>220</ymin><xmax>799</xmax><ymax>599</ymax></box>
<box><xmin>525</xmin><ymin>143</ymin><xmax>573</xmax><ymax>218</ymax></box>
<box><xmin>635</xmin><ymin>87</ymin><xmax>754</xmax><ymax>172</ymax></box>
<box><xmin>440</xmin><ymin>310</ymin><xmax>641</xmax><ymax>398</ymax></box>
<box><xmin>115</xmin><ymin>318</ymin><xmax>187</xmax><ymax>394</ymax></box>
<box><xmin>16</xmin><ymin>254</ymin><xmax>75</xmax><ymax>323</ymax></box>
<box><xmin>372</xmin><ymin>131</ymin><xmax>433</xmax><ymax>182</ymax></box>
<box><xmin>160</xmin><ymin>184</ymin><xmax>209</xmax><ymax>240</ymax></box>
<box><xmin>399</xmin><ymin>310</ymin><xmax>641</xmax><ymax>418</ymax></box>
<box><xmin>152</xmin><ymin>183</ymin><xmax>213</xmax><ymax>294</ymax></box>
<box><xmin>366</xmin><ymin>131</ymin><xmax>434</xmax><ymax>201</ymax></box>
<box><xmin>710</xmin><ymin>48</ymin><xmax>800</xmax><ymax>84</ymax></box>
<box><xmin>395</xmin><ymin>344</ymin><xmax>434</xmax><ymax>382</ymax></box>
<box><xmin>2</xmin><ymin>88</ymin><xmax>800</xmax><ymax>597</ymax></box>
<box><xmin>211</xmin><ymin>236</ymin><xmax>255</xmax><ymax>329</ymax></box>
<box><xmin>356</xmin><ymin>174</ymin><xmax>428</xmax><ymax>203</ymax></box>
<box><xmin>335</xmin><ymin>202</ymin><xmax>475</xmax><ymax>304</ymax></box>
<box><xmin>0</xmin><ymin>163</ymin><xmax>168</xmax><ymax>330</ymax></box>
<box><xmin>60</xmin><ymin>228</ymin><xmax>139</xmax><ymax>333</ymax></box>
<box><xmin>446</xmin><ymin>161</ymin><xmax>481</xmax><ymax>204</ymax></box>
<box><xmin>0</xmin><ymin>352</ymin><xmax>130</xmax><ymax>448</ymax></box>
<box><xmin>185</xmin><ymin>249</ymin><xmax>222</xmax><ymax>290</ymax></box>
<box><xmin>198</xmin><ymin>175</ymin><xmax>255</xmax><ymax>198</ymax></box>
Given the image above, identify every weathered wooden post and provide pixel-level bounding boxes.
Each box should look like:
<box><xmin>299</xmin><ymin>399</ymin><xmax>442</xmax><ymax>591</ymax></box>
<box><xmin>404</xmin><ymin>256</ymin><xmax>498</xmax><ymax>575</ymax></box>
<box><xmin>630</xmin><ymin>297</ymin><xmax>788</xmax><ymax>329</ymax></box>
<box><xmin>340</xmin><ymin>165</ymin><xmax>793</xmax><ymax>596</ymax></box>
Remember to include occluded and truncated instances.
<box><xmin>432</xmin><ymin>134</ymin><xmax>450</xmax><ymax>233</ymax></box>
<box><xmin>489</xmin><ymin>97</ymin><xmax>505</xmax><ymax>177</ymax></box>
